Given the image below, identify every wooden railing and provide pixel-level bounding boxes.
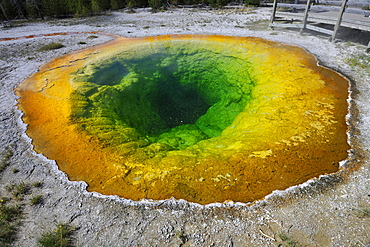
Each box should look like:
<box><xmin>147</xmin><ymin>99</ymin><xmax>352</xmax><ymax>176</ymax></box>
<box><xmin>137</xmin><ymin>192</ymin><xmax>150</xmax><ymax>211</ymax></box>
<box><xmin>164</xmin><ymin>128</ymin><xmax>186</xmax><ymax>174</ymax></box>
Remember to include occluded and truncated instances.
<box><xmin>269</xmin><ymin>0</ymin><xmax>370</xmax><ymax>50</ymax></box>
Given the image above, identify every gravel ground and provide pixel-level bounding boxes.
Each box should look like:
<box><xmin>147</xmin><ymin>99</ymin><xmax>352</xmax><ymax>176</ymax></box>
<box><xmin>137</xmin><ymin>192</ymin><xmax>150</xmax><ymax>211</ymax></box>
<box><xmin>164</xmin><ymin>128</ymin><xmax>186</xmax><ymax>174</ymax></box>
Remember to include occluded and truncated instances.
<box><xmin>1</xmin><ymin>7</ymin><xmax>370</xmax><ymax>246</ymax></box>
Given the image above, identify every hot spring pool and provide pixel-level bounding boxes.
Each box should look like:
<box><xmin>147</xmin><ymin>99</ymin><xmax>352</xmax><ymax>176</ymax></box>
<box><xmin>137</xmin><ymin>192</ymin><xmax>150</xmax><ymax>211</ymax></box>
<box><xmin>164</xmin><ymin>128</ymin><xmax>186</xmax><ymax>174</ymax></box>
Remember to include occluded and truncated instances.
<box><xmin>16</xmin><ymin>34</ymin><xmax>350</xmax><ymax>204</ymax></box>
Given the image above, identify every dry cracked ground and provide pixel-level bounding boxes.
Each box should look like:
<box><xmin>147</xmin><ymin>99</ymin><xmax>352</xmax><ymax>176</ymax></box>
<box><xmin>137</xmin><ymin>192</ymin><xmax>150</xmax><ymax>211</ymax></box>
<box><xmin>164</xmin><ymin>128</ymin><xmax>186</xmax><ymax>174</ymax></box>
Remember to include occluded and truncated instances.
<box><xmin>1</xmin><ymin>7</ymin><xmax>370</xmax><ymax>247</ymax></box>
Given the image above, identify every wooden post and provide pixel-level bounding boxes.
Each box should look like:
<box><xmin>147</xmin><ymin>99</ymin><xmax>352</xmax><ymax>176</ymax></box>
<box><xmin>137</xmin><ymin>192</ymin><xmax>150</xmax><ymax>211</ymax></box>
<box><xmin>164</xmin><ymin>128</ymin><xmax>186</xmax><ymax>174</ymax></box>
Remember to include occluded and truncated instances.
<box><xmin>270</xmin><ymin>0</ymin><xmax>278</xmax><ymax>24</ymax></box>
<box><xmin>331</xmin><ymin>0</ymin><xmax>348</xmax><ymax>42</ymax></box>
<box><xmin>300</xmin><ymin>0</ymin><xmax>312</xmax><ymax>33</ymax></box>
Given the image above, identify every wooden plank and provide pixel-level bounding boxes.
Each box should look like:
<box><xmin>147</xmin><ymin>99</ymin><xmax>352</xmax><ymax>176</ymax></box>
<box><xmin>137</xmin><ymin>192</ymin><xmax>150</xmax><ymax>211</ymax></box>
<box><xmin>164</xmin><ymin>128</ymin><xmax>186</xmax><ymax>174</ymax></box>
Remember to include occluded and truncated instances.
<box><xmin>269</xmin><ymin>23</ymin><xmax>305</xmax><ymax>28</ymax></box>
<box><xmin>340</xmin><ymin>19</ymin><xmax>370</xmax><ymax>31</ymax></box>
<box><xmin>275</xmin><ymin>12</ymin><xmax>305</xmax><ymax>18</ymax></box>
<box><xmin>345</xmin><ymin>8</ymin><xmax>370</xmax><ymax>15</ymax></box>
<box><xmin>275</xmin><ymin>3</ymin><xmax>307</xmax><ymax>9</ymax></box>
<box><xmin>275</xmin><ymin>12</ymin><xmax>337</xmax><ymax>22</ymax></box>
<box><xmin>306</xmin><ymin>24</ymin><xmax>334</xmax><ymax>34</ymax></box>
<box><xmin>307</xmin><ymin>15</ymin><xmax>337</xmax><ymax>23</ymax></box>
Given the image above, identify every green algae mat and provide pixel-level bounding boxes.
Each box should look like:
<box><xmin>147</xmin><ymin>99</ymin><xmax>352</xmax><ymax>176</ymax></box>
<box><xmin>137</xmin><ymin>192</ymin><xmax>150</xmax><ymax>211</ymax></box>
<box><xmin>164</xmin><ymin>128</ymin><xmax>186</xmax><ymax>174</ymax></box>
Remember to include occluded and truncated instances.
<box><xmin>16</xmin><ymin>35</ymin><xmax>350</xmax><ymax>204</ymax></box>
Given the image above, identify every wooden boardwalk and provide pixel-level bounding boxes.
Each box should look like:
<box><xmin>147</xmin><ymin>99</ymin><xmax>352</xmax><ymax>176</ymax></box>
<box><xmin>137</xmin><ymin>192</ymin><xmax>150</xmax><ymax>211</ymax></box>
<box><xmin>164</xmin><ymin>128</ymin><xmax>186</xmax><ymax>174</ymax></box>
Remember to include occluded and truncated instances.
<box><xmin>269</xmin><ymin>0</ymin><xmax>370</xmax><ymax>50</ymax></box>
